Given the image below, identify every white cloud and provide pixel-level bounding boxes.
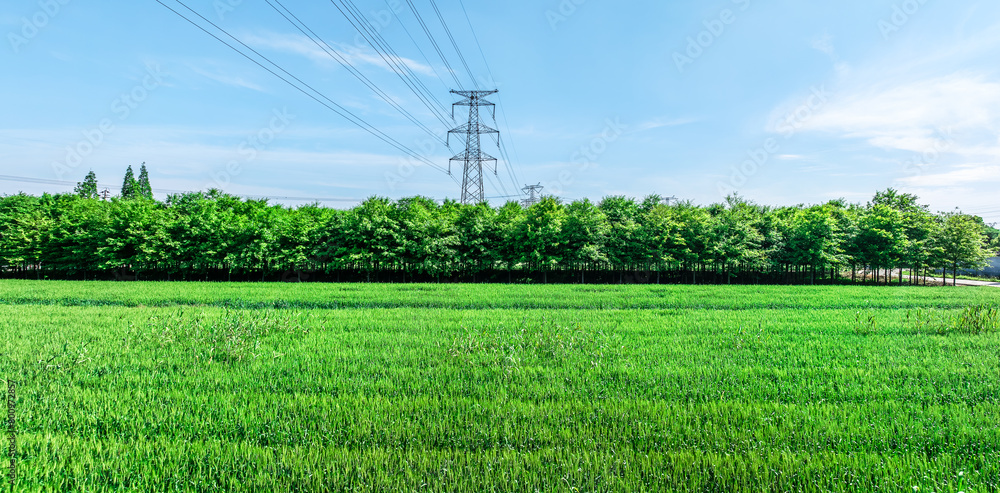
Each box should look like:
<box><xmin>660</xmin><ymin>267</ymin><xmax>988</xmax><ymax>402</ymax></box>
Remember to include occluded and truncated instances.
<box><xmin>897</xmin><ymin>164</ymin><xmax>1000</xmax><ymax>188</ymax></box>
<box><xmin>783</xmin><ymin>73</ymin><xmax>1000</xmax><ymax>162</ymax></box>
<box><xmin>631</xmin><ymin>117</ymin><xmax>696</xmax><ymax>133</ymax></box>
<box><xmin>811</xmin><ymin>33</ymin><xmax>835</xmax><ymax>56</ymax></box>
<box><xmin>809</xmin><ymin>74</ymin><xmax>1000</xmax><ymax>134</ymax></box>
<box><xmin>189</xmin><ymin>65</ymin><xmax>264</xmax><ymax>92</ymax></box>
<box><xmin>242</xmin><ymin>32</ymin><xmax>437</xmax><ymax>77</ymax></box>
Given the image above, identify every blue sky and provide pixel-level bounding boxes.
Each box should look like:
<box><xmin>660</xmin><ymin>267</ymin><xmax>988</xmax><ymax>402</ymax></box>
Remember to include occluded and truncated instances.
<box><xmin>2</xmin><ymin>0</ymin><xmax>1000</xmax><ymax>222</ymax></box>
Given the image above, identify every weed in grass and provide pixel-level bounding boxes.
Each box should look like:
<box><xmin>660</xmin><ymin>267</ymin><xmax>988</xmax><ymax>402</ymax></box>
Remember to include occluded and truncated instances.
<box><xmin>853</xmin><ymin>311</ymin><xmax>879</xmax><ymax>336</ymax></box>
<box><xmin>908</xmin><ymin>304</ymin><xmax>1000</xmax><ymax>335</ymax></box>
<box><xmin>126</xmin><ymin>309</ymin><xmax>312</xmax><ymax>364</ymax></box>
<box><xmin>953</xmin><ymin>304</ymin><xmax>1000</xmax><ymax>334</ymax></box>
<box><xmin>448</xmin><ymin>318</ymin><xmax>621</xmax><ymax>372</ymax></box>
<box><xmin>732</xmin><ymin>322</ymin><xmax>771</xmax><ymax>351</ymax></box>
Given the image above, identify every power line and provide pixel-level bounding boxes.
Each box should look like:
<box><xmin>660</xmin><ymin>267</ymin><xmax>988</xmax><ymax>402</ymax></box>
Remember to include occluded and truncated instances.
<box><xmin>402</xmin><ymin>0</ymin><xmax>463</xmax><ymax>89</ymax></box>
<box><xmin>383</xmin><ymin>0</ymin><xmax>454</xmax><ymax>102</ymax></box>
<box><xmin>0</xmin><ymin>174</ymin><xmax>365</xmax><ymax>203</ymax></box>
<box><xmin>327</xmin><ymin>0</ymin><xmax>453</xmax><ymax>128</ymax></box>
<box><xmin>339</xmin><ymin>0</ymin><xmax>452</xmax><ymax>119</ymax></box>
<box><xmin>427</xmin><ymin>0</ymin><xmax>477</xmax><ymax>88</ymax></box>
<box><xmin>153</xmin><ymin>0</ymin><xmax>449</xmax><ymax>175</ymax></box>
<box><xmin>456</xmin><ymin>0</ymin><xmax>525</xmax><ymax>194</ymax></box>
<box><xmin>264</xmin><ymin>0</ymin><xmax>447</xmax><ymax>146</ymax></box>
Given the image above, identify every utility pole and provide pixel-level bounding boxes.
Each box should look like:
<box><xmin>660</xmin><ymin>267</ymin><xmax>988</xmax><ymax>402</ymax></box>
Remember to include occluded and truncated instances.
<box><xmin>448</xmin><ymin>90</ymin><xmax>499</xmax><ymax>205</ymax></box>
<box><xmin>663</xmin><ymin>195</ymin><xmax>678</xmax><ymax>206</ymax></box>
<box><xmin>521</xmin><ymin>183</ymin><xmax>543</xmax><ymax>208</ymax></box>
<box><xmin>100</xmin><ymin>188</ymin><xmax>110</xmax><ymax>201</ymax></box>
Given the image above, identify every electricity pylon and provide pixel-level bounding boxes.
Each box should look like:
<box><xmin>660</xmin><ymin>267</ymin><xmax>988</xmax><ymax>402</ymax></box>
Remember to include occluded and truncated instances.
<box><xmin>521</xmin><ymin>183</ymin><xmax>543</xmax><ymax>208</ymax></box>
<box><xmin>448</xmin><ymin>90</ymin><xmax>499</xmax><ymax>204</ymax></box>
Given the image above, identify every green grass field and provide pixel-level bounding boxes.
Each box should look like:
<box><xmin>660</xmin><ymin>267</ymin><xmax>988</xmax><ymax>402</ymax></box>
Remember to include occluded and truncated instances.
<box><xmin>2</xmin><ymin>281</ymin><xmax>999</xmax><ymax>492</ymax></box>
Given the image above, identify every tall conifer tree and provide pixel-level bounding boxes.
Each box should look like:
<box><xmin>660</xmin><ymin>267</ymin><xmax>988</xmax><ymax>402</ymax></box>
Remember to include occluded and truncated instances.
<box><xmin>137</xmin><ymin>162</ymin><xmax>153</xmax><ymax>200</ymax></box>
<box><xmin>121</xmin><ymin>165</ymin><xmax>138</xmax><ymax>199</ymax></box>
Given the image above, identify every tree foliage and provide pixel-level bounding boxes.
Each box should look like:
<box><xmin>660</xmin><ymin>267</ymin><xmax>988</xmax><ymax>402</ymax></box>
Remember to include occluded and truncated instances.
<box><xmin>120</xmin><ymin>166</ymin><xmax>138</xmax><ymax>200</ymax></box>
<box><xmin>0</xmin><ymin>188</ymin><xmax>993</xmax><ymax>283</ymax></box>
<box><xmin>74</xmin><ymin>170</ymin><xmax>99</xmax><ymax>199</ymax></box>
<box><xmin>137</xmin><ymin>162</ymin><xmax>153</xmax><ymax>200</ymax></box>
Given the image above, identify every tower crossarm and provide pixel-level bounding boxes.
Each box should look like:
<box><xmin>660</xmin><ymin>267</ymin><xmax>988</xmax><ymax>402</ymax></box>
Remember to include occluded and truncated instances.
<box><xmin>449</xmin><ymin>150</ymin><xmax>497</xmax><ymax>162</ymax></box>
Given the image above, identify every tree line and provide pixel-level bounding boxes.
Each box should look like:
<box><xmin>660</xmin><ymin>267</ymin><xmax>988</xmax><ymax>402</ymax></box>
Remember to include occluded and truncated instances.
<box><xmin>0</xmin><ymin>185</ymin><xmax>995</xmax><ymax>284</ymax></box>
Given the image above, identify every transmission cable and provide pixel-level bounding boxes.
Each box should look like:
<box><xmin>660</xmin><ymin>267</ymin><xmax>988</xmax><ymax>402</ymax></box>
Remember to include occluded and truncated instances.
<box><xmin>456</xmin><ymin>0</ymin><xmax>525</xmax><ymax>193</ymax></box>
<box><xmin>327</xmin><ymin>0</ymin><xmax>453</xmax><ymax>128</ymax></box>
<box><xmin>153</xmin><ymin>0</ymin><xmax>450</xmax><ymax>174</ymax></box>
<box><xmin>265</xmin><ymin>0</ymin><xmax>447</xmax><ymax>146</ymax></box>
<box><xmin>402</xmin><ymin>0</ymin><xmax>463</xmax><ymax>89</ymax></box>
<box><xmin>382</xmin><ymin>0</ymin><xmax>454</xmax><ymax>102</ymax></box>
<box><xmin>337</xmin><ymin>0</ymin><xmax>452</xmax><ymax>123</ymax></box>
<box><xmin>342</xmin><ymin>0</ymin><xmax>452</xmax><ymax>120</ymax></box>
<box><xmin>427</xmin><ymin>0</ymin><xmax>478</xmax><ymax>89</ymax></box>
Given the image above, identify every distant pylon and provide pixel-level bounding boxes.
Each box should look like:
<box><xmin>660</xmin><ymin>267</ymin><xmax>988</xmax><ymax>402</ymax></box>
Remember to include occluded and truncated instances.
<box><xmin>521</xmin><ymin>183</ymin><xmax>543</xmax><ymax>208</ymax></box>
<box><xmin>448</xmin><ymin>90</ymin><xmax>499</xmax><ymax>204</ymax></box>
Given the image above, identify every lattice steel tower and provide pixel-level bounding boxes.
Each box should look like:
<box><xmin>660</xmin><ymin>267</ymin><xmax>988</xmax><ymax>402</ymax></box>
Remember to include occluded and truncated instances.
<box><xmin>448</xmin><ymin>90</ymin><xmax>499</xmax><ymax>204</ymax></box>
<box><xmin>521</xmin><ymin>183</ymin><xmax>543</xmax><ymax>208</ymax></box>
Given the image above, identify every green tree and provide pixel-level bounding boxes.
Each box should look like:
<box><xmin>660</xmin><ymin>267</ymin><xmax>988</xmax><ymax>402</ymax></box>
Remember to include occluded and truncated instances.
<box><xmin>672</xmin><ymin>201</ymin><xmax>712</xmax><ymax>283</ymax></box>
<box><xmin>560</xmin><ymin>199</ymin><xmax>609</xmax><ymax>282</ymax></box>
<box><xmin>332</xmin><ymin>197</ymin><xmax>401</xmax><ymax>279</ymax></box>
<box><xmin>852</xmin><ymin>202</ymin><xmax>906</xmax><ymax>284</ymax></box>
<box><xmin>0</xmin><ymin>193</ymin><xmax>51</xmax><ymax>276</ymax></box>
<box><xmin>708</xmin><ymin>195</ymin><xmax>765</xmax><ymax>283</ymax></box>
<box><xmin>638</xmin><ymin>201</ymin><xmax>686</xmax><ymax>283</ymax></box>
<box><xmin>394</xmin><ymin>197</ymin><xmax>458</xmax><ymax>279</ymax></box>
<box><xmin>599</xmin><ymin>196</ymin><xmax>642</xmax><ymax>278</ymax></box>
<box><xmin>495</xmin><ymin>201</ymin><xmax>526</xmax><ymax>277</ymax></box>
<box><xmin>454</xmin><ymin>201</ymin><xmax>501</xmax><ymax>279</ymax></box>
<box><xmin>120</xmin><ymin>165</ymin><xmax>138</xmax><ymax>199</ymax></box>
<box><xmin>74</xmin><ymin>170</ymin><xmax>99</xmax><ymax>199</ymax></box>
<box><xmin>137</xmin><ymin>162</ymin><xmax>153</xmax><ymax>200</ymax></box>
<box><xmin>511</xmin><ymin>197</ymin><xmax>565</xmax><ymax>283</ymax></box>
<box><xmin>100</xmin><ymin>198</ymin><xmax>170</xmax><ymax>279</ymax></box>
<box><xmin>935</xmin><ymin>211</ymin><xmax>991</xmax><ymax>286</ymax></box>
<box><xmin>785</xmin><ymin>204</ymin><xmax>846</xmax><ymax>283</ymax></box>
<box><xmin>41</xmin><ymin>194</ymin><xmax>109</xmax><ymax>275</ymax></box>
<box><xmin>870</xmin><ymin>189</ymin><xmax>934</xmax><ymax>284</ymax></box>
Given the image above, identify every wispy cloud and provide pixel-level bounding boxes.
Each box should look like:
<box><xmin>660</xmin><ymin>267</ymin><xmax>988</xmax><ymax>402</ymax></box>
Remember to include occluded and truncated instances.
<box><xmin>189</xmin><ymin>65</ymin><xmax>264</xmax><ymax>92</ymax></box>
<box><xmin>898</xmin><ymin>164</ymin><xmax>1000</xmax><ymax>187</ymax></box>
<box><xmin>242</xmin><ymin>32</ymin><xmax>437</xmax><ymax>77</ymax></box>
<box><xmin>810</xmin><ymin>32</ymin><xmax>850</xmax><ymax>78</ymax></box>
<box><xmin>811</xmin><ymin>33</ymin><xmax>835</xmax><ymax>56</ymax></box>
<box><xmin>800</xmin><ymin>73</ymin><xmax>1000</xmax><ymax>147</ymax></box>
<box><xmin>631</xmin><ymin>117</ymin><xmax>696</xmax><ymax>133</ymax></box>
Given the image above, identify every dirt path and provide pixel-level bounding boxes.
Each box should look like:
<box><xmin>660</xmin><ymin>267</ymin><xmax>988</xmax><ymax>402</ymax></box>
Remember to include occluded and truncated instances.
<box><xmin>926</xmin><ymin>276</ymin><xmax>1000</xmax><ymax>287</ymax></box>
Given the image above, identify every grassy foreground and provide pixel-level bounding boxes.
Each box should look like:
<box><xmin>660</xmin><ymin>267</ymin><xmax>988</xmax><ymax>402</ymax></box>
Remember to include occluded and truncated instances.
<box><xmin>1</xmin><ymin>281</ymin><xmax>999</xmax><ymax>492</ymax></box>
